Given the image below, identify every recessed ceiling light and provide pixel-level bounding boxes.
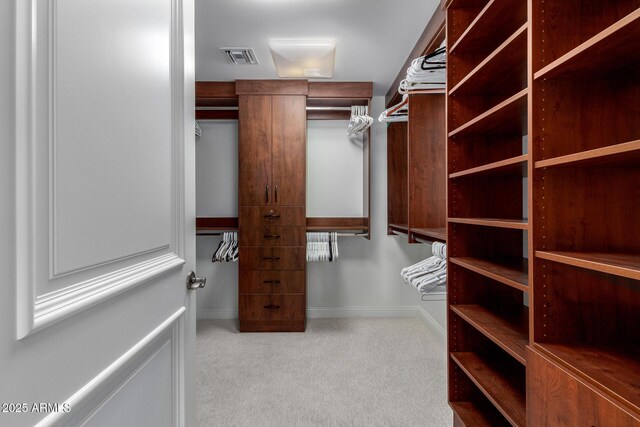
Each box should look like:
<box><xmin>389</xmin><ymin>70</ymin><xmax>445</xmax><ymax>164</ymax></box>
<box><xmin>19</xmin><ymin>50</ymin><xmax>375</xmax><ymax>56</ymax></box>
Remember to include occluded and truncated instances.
<box><xmin>268</xmin><ymin>40</ymin><xmax>336</xmax><ymax>78</ymax></box>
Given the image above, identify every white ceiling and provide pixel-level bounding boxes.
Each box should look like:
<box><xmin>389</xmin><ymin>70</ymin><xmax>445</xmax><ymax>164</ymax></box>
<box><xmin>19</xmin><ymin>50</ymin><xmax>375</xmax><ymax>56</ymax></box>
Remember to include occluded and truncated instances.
<box><xmin>195</xmin><ymin>0</ymin><xmax>440</xmax><ymax>96</ymax></box>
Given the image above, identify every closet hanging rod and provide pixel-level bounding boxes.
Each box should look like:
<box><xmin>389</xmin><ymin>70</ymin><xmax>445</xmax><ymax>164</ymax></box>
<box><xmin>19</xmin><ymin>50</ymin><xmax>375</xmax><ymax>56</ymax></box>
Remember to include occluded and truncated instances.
<box><xmin>414</xmin><ymin>237</ymin><xmax>436</xmax><ymax>245</ymax></box>
<box><xmin>197</xmin><ymin>106</ymin><xmax>239</xmax><ymax>111</ymax></box>
<box><xmin>305</xmin><ymin>106</ymin><xmax>353</xmax><ymax>111</ymax></box>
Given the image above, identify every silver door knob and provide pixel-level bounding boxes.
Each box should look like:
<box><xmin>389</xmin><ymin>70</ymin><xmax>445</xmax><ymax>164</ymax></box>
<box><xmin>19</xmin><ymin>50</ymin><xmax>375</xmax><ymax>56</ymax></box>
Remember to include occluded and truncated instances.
<box><xmin>187</xmin><ymin>271</ymin><xmax>206</xmax><ymax>290</ymax></box>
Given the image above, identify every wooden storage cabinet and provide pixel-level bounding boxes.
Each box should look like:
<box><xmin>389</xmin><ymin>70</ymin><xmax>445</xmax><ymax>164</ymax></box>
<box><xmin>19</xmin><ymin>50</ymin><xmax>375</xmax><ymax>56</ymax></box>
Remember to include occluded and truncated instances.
<box><xmin>527</xmin><ymin>348</ymin><xmax>640</xmax><ymax>426</ymax></box>
<box><xmin>239</xmin><ymin>270</ymin><xmax>306</xmax><ymax>294</ymax></box>
<box><xmin>386</xmin><ymin>93</ymin><xmax>447</xmax><ymax>243</ymax></box>
<box><xmin>446</xmin><ymin>0</ymin><xmax>529</xmax><ymax>424</ymax></box>
<box><xmin>237</xmin><ymin>84</ymin><xmax>307</xmax><ymax>333</ymax></box>
<box><xmin>530</xmin><ymin>1</ymin><xmax>640</xmax><ymax>422</ymax></box>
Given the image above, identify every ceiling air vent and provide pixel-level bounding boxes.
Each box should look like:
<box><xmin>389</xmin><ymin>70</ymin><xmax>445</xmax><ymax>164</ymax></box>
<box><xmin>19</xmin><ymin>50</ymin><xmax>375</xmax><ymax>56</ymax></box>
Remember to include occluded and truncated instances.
<box><xmin>220</xmin><ymin>47</ymin><xmax>258</xmax><ymax>65</ymax></box>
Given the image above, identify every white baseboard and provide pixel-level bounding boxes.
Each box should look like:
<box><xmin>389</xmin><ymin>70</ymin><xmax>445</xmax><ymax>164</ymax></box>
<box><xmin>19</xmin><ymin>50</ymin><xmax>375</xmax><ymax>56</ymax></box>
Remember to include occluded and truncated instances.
<box><xmin>197</xmin><ymin>305</ymin><xmax>446</xmax><ymax>342</ymax></box>
<box><xmin>307</xmin><ymin>306</ymin><xmax>420</xmax><ymax>319</ymax></box>
<box><xmin>416</xmin><ymin>306</ymin><xmax>446</xmax><ymax>343</ymax></box>
<box><xmin>197</xmin><ymin>308</ymin><xmax>237</xmax><ymax>320</ymax></box>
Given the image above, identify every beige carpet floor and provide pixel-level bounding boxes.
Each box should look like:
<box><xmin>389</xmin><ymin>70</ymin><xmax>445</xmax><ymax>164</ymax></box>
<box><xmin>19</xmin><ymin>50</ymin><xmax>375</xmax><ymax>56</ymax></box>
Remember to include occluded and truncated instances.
<box><xmin>196</xmin><ymin>318</ymin><xmax>452</xmax><ymax>427</ymax></box>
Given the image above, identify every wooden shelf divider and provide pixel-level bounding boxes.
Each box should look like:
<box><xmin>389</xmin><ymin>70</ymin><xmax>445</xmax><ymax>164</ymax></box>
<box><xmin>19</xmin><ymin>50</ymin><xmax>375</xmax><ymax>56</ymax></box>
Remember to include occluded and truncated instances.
<box><xmin>449</xmin><ymin>24</ymin><xmax>527</xmax><ymax>96</ymax></box>
<box><xmin>450</xmin><ymin>257</ymin><xmax>528</xmax><ymax>292</ymax></box>
<box><xmin>450</xmin><ymin>0</ymin><xmax>526</xmax><ymax>56</ymax></box>
<box><xmin>449</xmin><ymin>89</ymin><xmax>528</xmax><ymax>138</ymax></box>
<box><xmin>450</xmin><ymin>155</ymin><xmax>528</xmax><ymax>179</ymax></box>
<box><xmin>451</xmin><ymin>352</ymin><xmax>527</xmax><ymax>426</ymax></box>
<box><xmin>536</xmin><ymin>251</ymin><xmax>640</xmax><ymax>281</ymax></box>
<box><xmin>535</xmin><ymin>139</ymin><xmax>640</xmax><ymax>169</ymax></box>
<box><xmin>451</xmin><ymin>401</ymin><xmax>511</xmax><ymax>427</ymax></box>
<box><xmin>449</xmin><ymin>218</ymin><xmax>528</xmax><ymax>230</ymax></box>
<box><xmin>534</xmin><ymin>9</ymin><xmax>640</xmax><ymax>80</ymax></box>
<box><xmin>534</xmin><ymin>343</ymin><xmax>640</xmax><ymax>415</ymax></box>
<box><xmin>451</xmin><ymin>305</ymin><xmax>528</xmax><ymax>365</ymax></box>
<box><xmin>410</xmin><ymin>227</ymin><xmax>447</xmax><ymax>243</ymax></box>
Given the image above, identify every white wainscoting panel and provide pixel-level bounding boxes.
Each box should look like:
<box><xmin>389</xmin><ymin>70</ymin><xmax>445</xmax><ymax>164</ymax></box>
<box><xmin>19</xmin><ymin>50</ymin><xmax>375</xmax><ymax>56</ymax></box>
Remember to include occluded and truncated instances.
<box><xmin>15</xmin><ymin>0</ymin><xmax>186</xmax><ymax>339</ymax></box>
<box><xmin>36</xmin><ymin>308</ymin><xmax>185</xmax><ymax>427</ymax></box>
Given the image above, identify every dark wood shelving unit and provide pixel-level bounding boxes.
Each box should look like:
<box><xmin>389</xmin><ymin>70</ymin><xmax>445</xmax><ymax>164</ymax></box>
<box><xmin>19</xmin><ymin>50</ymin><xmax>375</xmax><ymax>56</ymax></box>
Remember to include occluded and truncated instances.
<box><xmin>451</xmin><ymin>352</ymin><xmax>526</xmax><ymax>426</ymax></box>
<box><xmin>388</xmin><ymin>223</ymin><xmax>409</xmax><ymax>236</ymax></box>
<box><xmin>449</xmin><ymin>257</ymin><xmax>528</xmax><ymax>292</ymax></box>
<box><xmin>451</xmin><ymin>305</ymin><xmax>528</xmax><ymax>365</ymax></box>
<box><xmin>386</xmin><ymin>79</ymin><xmax>447</xmax><ymax>245</ymax></box>
<box><xmin>410</xmin><ymin>227</ymin><xmax>447</xmax><ymax>243</ymax></box>
<box><xmin>449</xmin><ymin>89</ymin><xmax>528</xmax><ymax>138</ymax></box>
<box><xmin>449</xmin><ymin>155</ymin><xmax>527</xmax><ymax>179</ymax></box>
<box><xmin>448</xmin><ymin>218</ymin><xmax>528</xmax><ymax>230</ymax></box>
<box><xmin>449</xmin><ymin>24</ymin><xmax>527</xmax><ymax>97</ymax></box>
<box><xmin>446</xmin><ymin>0</ymin><xmax>530</xmax><ymax>424</ymax></box>
<box><xmin>528</xmin><ymin>1</ymin><xmax>640</xmax><ymax>424</ymax></box>
<box><xmin>196</xmin><ymin>217</ymin><xmax>239</xmax><ymax>235</ymax></box>
<box><xmin>385</xmin><ymin>11</ymin><xmax>447</xmax><ymax>246</ymax></box>
<box><xmin>451</xmin><ymin>401</ymin><xmax>511</xmax><ymax>427</ymax></box>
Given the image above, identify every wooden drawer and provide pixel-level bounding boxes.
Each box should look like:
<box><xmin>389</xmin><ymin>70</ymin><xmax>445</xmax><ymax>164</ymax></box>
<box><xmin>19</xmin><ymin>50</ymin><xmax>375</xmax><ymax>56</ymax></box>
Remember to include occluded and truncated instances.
<box><xmin>239</xmin><ymin>247</ymin><xmax>306</xmax><ymax>271</ymax></box>
<box><xmin>239</xmin><ymin>270</ymin><xmax>305</xmax><ymax>293</ymax></box>
<box><xmin>239</xmin><ymin>226</ymin><xmax>305</xmax><ymax>246</ymax></box>
<box><xmin>528</xmin><ymin>347</ymin><xmax>640</xmax><ymax>426</ymax></box>
<box><xmin>239</xmin><ymin>206</ymin><xmax>305</xmax><ymax>226</ymax></box>
<box><xmin>239</xmin><ymin>294</ymin><xmax>305</xmax><ymax>321</ymax></box>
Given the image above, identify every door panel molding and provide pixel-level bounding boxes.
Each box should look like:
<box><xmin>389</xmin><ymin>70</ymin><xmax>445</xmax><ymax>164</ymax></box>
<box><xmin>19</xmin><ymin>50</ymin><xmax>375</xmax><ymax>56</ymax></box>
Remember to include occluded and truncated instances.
<box><xmin>15</xmin><ymin>0</ymin><xmax>186</xmax><ymax>339</ymax></box>
<box><xmin>35</xmin><ymin>307</ymin><xmax>185</xmax><ymax>427</ymax></box>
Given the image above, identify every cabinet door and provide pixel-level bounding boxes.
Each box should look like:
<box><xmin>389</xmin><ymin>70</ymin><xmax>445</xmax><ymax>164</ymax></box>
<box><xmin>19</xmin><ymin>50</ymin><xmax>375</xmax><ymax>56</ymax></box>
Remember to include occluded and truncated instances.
<box><xmin>238</xmin><ymin>95</ymin><xmax>272</xmax><ymax>206</ymax></box>
<box><xmin>271</xmin><ymin>95</ymin><xmax>306</xmax><ymax>206</ymax></box>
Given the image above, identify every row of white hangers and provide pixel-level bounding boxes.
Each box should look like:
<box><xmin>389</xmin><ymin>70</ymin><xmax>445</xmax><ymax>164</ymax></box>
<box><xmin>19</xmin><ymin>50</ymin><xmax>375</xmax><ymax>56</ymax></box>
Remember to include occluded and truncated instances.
<box><xmin>347</xmin><ymin>105</ymin><xmax>373</xmax><ymax>136</ymax></box>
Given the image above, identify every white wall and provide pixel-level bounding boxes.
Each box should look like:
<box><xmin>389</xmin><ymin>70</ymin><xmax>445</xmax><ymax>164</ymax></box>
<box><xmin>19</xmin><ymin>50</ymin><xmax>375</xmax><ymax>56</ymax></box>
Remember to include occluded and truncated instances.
<box><xmin>195</xmin><ymin>96</ymin><xmax>447</xmax><ymax>332</ymax></box>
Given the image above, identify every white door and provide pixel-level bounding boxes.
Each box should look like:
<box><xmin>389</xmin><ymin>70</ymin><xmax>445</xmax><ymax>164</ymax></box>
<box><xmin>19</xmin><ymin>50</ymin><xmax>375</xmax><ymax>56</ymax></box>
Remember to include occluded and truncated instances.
<box><xmin>1</xmin><ymin>0</ymin><xmax>197</xmax><ymax>426</ymax></box>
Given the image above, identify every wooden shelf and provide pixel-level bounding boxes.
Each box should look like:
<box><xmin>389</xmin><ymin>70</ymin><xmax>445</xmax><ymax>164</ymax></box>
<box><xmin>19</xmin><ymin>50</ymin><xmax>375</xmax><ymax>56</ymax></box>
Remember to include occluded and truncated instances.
<box><xmin>196</xmin><ymin>217</ymin><xmax>239</xmax><ymax>235</ymax></box>
<box><xmin>450</xmin><ymin>155</ymin><xmax>528</xmax><ymax>179</ymax></box>
<box><xmin>534</xmin><ymin>9</ymin><xmax>640</xmax><ymax>80</ymax></box>
<box><xmin>388</xmin><ymin>223</ymin><xmax>409</xmax><ymax>235</ymax></box>
<box><xmin>449</xmin><ymin>89</ymin><xmax>527</xmax><ymax>138</ymax></box>
<box><xmin>451</xmin><ymin>401</ymin><xmax>511</xmax><ymax>427</ymax></box>
<box><xmin>306</xmin><ymin>226</ymin><xmax>368</xmax><ymax>232</ymax></box>
<box><xmin>534</xmin><ymin>342</ymin><xmax>640</xmax><ymax>414</ymax></box>
<box><xmin>450</xmin><ymin>0</ymin><xmax>527</xmax><ymax>56</ymax></box>
<box><xmin>449</xmin><ymin>218</ymin><xmax>528</xmax><ymax>230</ymax></box>
<box><xmin>410</xmin><ymin>227</ymin><xmax>447</xmax><ymax>242</ymax></box>
<box><xmin>536</xmin><ymin>251</ymin><xmax>640</xmax><ymax>281</ymax></box>
<box><xmin>451</xmin><ymin>304</ymin><xmax>528</xmax><ymax>365</ymax></box>
<box><xmin>451</xmin><ymin>352</ymin><xmax>526</xmax><ymax>426</ymax></box>
<box><xmin>535</xmin><ymin>140</ymin><xmax>640</xmax><ymax>169</ymax></box>
<box><xmin>450</xmin><ymin>24</ymin><xmax>527</xmax><ymax>96</ymax></box>
<box><xmin>450</xmin><ymin>257</ymin><xmax>528</xmax><ymax>292</ymax></box>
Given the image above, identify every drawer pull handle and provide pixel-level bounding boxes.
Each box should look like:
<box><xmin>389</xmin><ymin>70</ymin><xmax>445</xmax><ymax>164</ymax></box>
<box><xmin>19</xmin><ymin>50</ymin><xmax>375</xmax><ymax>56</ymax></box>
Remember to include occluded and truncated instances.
<box><xmin>263</xmin><ymin>304</ymin><xmax>280</xmax><ymax>310</ymax></box>
<box><xmin>263</xmin><ymin>280</ymin><xmax>281</xmax><ymax>284</ymax></box>
<box><xmin>264</xmin><ymin>235</ymin><xmax>281</xmax><ymax>239</ymax></box>
<box><xmin>263</xmin><ymin>256</ymin><xmax>281</xmax><ymax>260</ymax></box>
<box><xmin>264</xmin><ymin>210</ymin><xmax>280</xmax><ymax>219</ymax></box>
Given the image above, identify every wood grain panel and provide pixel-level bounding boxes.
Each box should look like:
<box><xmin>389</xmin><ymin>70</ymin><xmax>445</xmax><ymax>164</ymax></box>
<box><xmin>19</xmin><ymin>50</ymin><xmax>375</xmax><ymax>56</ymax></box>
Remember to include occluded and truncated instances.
<box><xmin>308</xmin><ymin>82</ymin><xmax>372</xmax><ymax>99</ymax></box>
<box><xmin>239</xmin><ymin>206</ymin><xmax>306</xmax><ymax>226</ymax></box>
<box><xmin>387</xmin><ymin>122</ymin><xmax>408</xmax><ymax>235</ymax></box>
<box><xmin>239</xmin><ymin>247</ymin><xmax>306</xmax><ymax>271</ymax></box>
<box><xmin>239</xmin><ymin>226</ymin><xmax>305</xmax><ymax>247</ymax></box>
<box><xmin>271</xmin><ymin>96</ymin><xmax>306</xmax><ymax>206</ymax></box>
<box><xmin>528</xmin><ymin>347</ymin><xmax>640</xmax><ymax>426</ymax></box>
<box><xmin>239</xmin><ymin>270</ymin><xmax>306</xmax><ymax>294</ymax></box>
<box><xmin>408</xmin><ymin>94</ymin><xmax>446</xmax><ymax>240</ymax></box>
<box><xmin>238</xmin><ymin>95</ymin><xmax>271</xmax><ymax>206</ymax></box>
<box><xmin>451</xmin><ymin>352</ymin><xmax>526</xmax><ymax>426</ymax></box>
<box><xmin>235</xmin><ymin>80</ymin><xmax>308</xmax><ymax>95</ymax></box>
<box><xmin>196</xmin><ymin>81</ymin><xmax>236</xmax><ymax>99</ymax></box>
<box><xmin>531</xmin><ymin>0</ymin><xmax>639</xmax><ymax>72</ymax></box>
<box><xmin>238</xmin><ymin>294</ymin><xmax>305</xmax><ymax>321</ymax></box>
